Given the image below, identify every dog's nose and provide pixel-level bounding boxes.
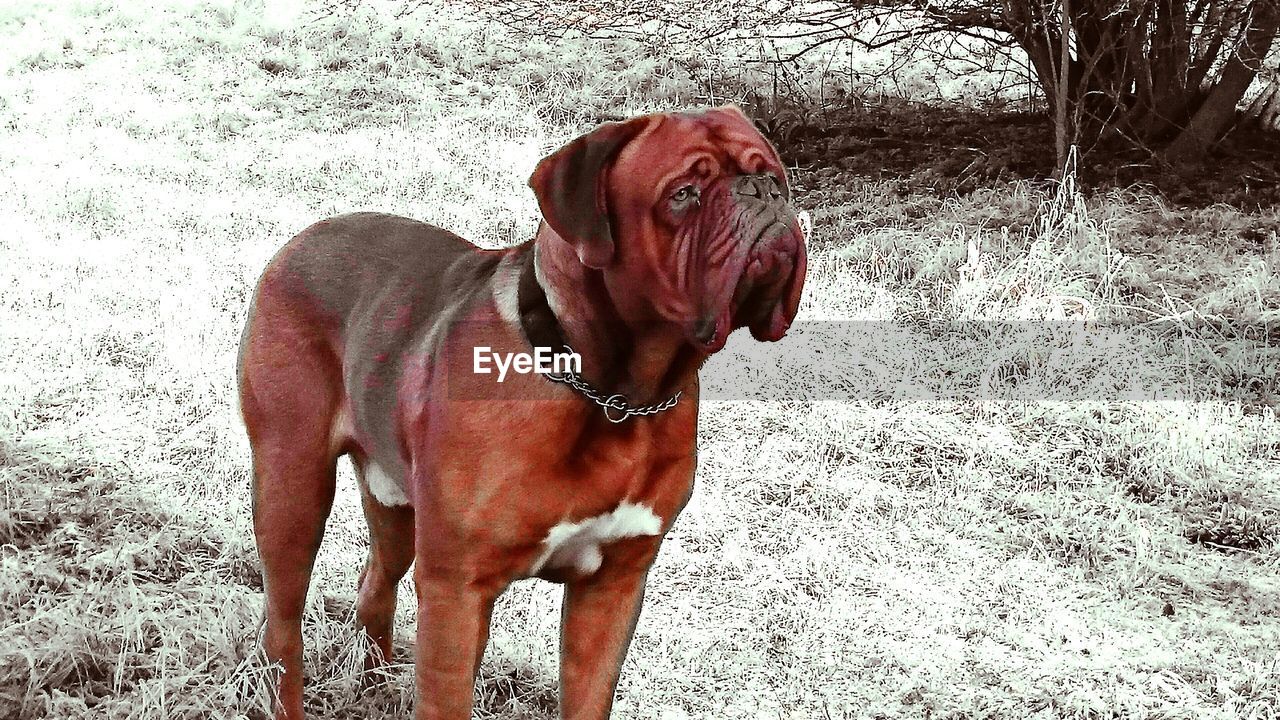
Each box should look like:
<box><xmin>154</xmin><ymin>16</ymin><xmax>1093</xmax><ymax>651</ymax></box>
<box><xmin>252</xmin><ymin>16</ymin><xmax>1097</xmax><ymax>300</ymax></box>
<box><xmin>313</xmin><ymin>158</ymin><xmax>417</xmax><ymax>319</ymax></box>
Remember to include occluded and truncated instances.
<box><xmin>766</xmin><ymin>175</ymin><xmax>783</xmax><ymax>200</ymax></box>
<box><xmin>732</xmin><ymin>175</ymin><xmax>778</xmax><ymax>201</ymax></box>
<box><xmin>733</xmin><ymin>176</ymin><xmax>760</xmax><ymax>199</ymax></box>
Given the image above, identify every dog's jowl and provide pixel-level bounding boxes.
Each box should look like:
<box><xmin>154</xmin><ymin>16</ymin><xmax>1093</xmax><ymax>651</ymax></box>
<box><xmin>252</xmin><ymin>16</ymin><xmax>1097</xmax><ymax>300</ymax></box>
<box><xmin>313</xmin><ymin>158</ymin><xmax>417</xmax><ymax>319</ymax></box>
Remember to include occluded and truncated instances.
<box><xmin>237</xmin><ymin>105</ymin><xmax>807</xmax><ymax>720</ymax></box>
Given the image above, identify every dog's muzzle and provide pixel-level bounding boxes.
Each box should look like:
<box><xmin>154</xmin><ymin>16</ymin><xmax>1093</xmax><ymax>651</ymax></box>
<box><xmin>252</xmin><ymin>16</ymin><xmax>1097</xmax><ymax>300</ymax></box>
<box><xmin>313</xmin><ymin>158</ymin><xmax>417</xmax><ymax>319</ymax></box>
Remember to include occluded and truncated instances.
<box><xmin>693</xmin><ymin>174</ymin><xmax>807</xmax><ymax>351</ymax></box>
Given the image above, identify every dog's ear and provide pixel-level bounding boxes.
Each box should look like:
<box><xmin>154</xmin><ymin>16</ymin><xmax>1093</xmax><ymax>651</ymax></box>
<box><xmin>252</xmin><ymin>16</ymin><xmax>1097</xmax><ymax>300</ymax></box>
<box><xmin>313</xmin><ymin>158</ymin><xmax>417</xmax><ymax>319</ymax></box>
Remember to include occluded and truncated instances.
<box><xmin>528</xmin><ymin>116</ymin><xmax>651</xmax><ymax>269</ymax></box>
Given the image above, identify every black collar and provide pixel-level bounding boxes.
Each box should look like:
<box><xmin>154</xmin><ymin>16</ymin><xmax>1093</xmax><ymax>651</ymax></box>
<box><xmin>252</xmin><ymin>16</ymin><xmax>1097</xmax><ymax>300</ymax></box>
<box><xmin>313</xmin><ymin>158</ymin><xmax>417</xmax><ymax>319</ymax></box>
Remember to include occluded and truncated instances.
<box><xmin>516</xmin><ymin>244</ymin><xmax>571</xmax><ymax>358</ymax></box>
<box><xmin>514</xmin><ymin>245</ymin><xmax>683</xmax><ymax>423</ymax></box>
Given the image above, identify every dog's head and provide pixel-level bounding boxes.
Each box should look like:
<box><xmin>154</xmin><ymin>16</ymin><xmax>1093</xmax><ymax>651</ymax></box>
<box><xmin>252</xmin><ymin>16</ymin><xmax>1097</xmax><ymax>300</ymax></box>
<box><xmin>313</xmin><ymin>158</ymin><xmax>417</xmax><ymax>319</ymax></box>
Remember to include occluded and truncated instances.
<box><xmin>529</xmin><ymin>106</ymin><xmax>807</xmax><ymax>352</ymax></box>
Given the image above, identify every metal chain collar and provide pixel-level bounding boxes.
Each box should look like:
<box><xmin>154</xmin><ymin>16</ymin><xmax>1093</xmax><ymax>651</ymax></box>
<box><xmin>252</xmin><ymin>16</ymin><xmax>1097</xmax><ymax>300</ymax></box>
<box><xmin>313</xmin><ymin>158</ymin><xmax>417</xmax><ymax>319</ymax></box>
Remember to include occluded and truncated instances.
<box><xmin>543</xmin><ymin>347</ymin><xmax>682</xmax><ymax>424</ymax></box>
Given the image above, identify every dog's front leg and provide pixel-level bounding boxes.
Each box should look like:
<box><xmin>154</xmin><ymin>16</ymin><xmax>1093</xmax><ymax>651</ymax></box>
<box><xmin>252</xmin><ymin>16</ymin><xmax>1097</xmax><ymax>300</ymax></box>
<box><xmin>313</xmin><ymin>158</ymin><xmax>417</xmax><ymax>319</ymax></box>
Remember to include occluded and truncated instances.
<box><xmin>412</xmin><ymin>567</ymin><xmax>497</xmax><ymax>720</ymax></box>
<box><xmin>558</xmin><ymin>536</ymin><xmax>662</xmax><ymax>720</ymax></box>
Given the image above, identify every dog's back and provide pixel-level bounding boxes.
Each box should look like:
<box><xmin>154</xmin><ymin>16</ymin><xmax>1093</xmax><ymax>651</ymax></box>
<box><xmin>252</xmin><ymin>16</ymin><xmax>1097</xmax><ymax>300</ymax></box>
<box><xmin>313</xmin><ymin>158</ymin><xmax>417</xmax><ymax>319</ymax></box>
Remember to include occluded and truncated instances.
<box><xmin>239</xmin><ymin>212</ymin><xmax>504</xmax><ymax>474</ymax></box>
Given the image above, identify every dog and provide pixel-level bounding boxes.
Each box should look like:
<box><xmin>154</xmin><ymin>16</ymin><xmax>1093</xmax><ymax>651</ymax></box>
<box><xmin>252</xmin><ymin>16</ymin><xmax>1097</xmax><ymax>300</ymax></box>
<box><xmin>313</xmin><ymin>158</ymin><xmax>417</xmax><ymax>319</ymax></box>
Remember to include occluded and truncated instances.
<box><xmin>237</xmin><ymin>105</ymin><xmax>807</xmax><ymax>719</ymax></box>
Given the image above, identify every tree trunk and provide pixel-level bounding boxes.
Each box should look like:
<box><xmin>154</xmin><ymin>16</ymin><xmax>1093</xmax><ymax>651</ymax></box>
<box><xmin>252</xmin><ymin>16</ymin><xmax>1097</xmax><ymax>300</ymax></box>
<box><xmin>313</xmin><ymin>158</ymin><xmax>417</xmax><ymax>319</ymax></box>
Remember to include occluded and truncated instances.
<box><xmin>1055</xmin><ymin>0</ymin><xmax>1071</xmax><ymax>172</ymax></box>
<box><xmin>1162</xmin><ymin>5</ymin><xmax>1280</xmax><ymax>164</ymax></box>
<box><xmin>1261</xmin><ymin>85</ymin><xmax>1280</xmax><ymax>130</ymax></box>
<box><xmin>1242</xmin><ymin>82</ymin><xmax>1279</xmax><ymax>127</ymax></box>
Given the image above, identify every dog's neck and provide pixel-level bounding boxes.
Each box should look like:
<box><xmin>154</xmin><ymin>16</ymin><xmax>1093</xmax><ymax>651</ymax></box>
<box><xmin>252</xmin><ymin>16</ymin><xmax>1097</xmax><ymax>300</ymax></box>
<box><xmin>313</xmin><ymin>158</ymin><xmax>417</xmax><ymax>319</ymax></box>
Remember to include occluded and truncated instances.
<box><xmin>529</xmin><ymin>227</ymin><xmax>703</xmax><ymax>406</ymax></box>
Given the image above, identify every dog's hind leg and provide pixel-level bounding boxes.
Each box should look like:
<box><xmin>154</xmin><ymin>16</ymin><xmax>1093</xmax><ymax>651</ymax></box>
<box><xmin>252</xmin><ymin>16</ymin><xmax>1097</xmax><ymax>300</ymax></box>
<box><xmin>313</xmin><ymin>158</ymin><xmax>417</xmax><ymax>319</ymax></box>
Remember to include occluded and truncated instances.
<box><xmin>240</xmin><ymin>300</ymin><xmax>343</xmax><ymax>720</ymax></box>
<box><xmin>353</xmin><ymin>459</ymin><xmax>416</xmax><ymax>671</ymax></box>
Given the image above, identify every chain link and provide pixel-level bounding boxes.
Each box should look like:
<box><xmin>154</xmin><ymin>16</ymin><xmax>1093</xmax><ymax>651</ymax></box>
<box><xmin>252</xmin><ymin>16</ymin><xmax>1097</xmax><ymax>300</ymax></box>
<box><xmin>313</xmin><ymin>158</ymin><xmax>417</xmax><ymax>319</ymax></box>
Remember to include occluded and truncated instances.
<box><xmin>543</xmin><ymin>347</ymin><xmax>682</xmax><ymax>423</ymax></box>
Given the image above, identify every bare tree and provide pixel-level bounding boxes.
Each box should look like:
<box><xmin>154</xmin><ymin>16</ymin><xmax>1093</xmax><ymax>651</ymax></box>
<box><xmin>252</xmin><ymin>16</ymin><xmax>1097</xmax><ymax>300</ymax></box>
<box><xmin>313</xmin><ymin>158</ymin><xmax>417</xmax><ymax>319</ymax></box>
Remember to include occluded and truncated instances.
<box><xmin>456</xmin><ymin>0</ymin><xmax>1280</xmax><ymax>167</ymax></box>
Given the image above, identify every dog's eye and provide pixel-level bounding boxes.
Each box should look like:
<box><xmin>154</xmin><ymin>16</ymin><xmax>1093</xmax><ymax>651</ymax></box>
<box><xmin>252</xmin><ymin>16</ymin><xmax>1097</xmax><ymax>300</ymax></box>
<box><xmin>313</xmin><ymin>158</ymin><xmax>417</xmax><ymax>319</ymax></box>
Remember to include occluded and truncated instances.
<box><xmin>671</xmin><ymin>185</ymin><xmax>699</xmax><ymax>206</ymax></box>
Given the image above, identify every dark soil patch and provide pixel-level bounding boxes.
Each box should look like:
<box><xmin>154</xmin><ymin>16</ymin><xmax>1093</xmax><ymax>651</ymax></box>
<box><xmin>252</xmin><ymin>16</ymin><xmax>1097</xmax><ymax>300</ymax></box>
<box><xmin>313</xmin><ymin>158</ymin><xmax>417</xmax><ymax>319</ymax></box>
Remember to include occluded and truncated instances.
<box><xmin>759</xmin><ymin>102</ymin><xmax>1280</xmax><ymax>209</ymax></box>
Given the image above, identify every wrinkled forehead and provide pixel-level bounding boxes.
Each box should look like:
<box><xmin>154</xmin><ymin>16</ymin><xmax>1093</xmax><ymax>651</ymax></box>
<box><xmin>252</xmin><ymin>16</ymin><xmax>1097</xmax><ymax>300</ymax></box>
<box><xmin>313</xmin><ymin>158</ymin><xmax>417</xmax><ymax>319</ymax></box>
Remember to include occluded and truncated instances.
<box><xmin>611</xmin><ymin>109</ymin><xmax>785</xmax><ymax>191</ymax></box>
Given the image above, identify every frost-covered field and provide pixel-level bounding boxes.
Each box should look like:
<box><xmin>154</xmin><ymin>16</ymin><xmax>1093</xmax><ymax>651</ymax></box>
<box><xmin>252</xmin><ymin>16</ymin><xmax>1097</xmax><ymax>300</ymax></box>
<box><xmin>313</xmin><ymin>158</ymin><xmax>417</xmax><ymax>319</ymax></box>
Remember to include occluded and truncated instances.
<box><xmin>1</xmin><ymin>2</ymin><xmax>1277</xmax><ymax>719</ymax></box>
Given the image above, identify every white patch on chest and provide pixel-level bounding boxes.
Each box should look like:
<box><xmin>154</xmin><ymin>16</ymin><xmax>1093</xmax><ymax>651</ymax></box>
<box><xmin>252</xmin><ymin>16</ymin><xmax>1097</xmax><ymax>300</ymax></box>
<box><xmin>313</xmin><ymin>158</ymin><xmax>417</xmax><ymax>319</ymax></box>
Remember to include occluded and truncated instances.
<box><xmin>531</xmin><ymin>503</ymin><xmax>663</xmax><ymax>576</ymax></box>
<box><xmin>362</xmin><ymin>462</ymin><xmax>410</xmax><ymax>506</ymax></box>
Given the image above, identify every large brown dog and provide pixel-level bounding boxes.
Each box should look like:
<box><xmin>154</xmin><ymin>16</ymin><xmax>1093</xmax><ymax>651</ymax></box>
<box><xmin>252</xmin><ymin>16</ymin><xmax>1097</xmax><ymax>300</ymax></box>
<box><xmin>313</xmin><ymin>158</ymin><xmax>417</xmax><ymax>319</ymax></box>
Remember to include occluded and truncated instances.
<box><xmin>237</xmin><ymin>106</ymin><xmax>806</xmax><ymax>720</ymax></box>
